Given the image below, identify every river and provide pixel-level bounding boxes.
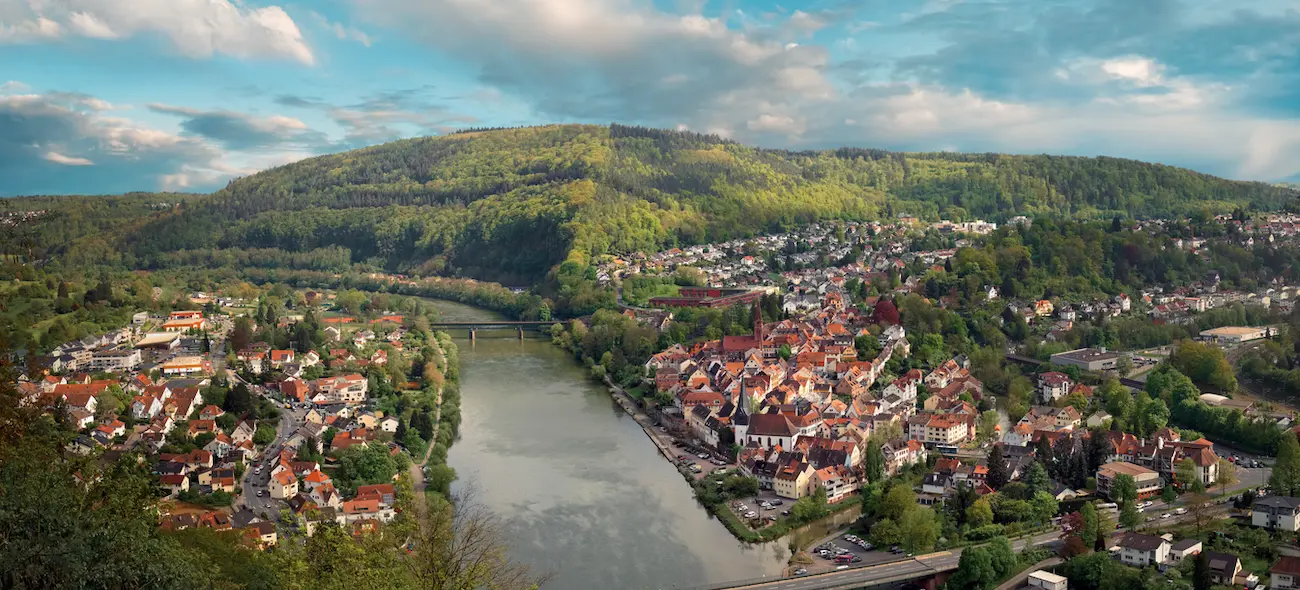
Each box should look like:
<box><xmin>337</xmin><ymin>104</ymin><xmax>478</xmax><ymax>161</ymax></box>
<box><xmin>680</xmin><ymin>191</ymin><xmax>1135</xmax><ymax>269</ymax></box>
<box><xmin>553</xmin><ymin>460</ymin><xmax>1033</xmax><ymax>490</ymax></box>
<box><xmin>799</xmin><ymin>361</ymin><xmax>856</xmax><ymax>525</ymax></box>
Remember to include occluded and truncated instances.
<box><xmin>432</xmin><ymin>299</ymin><xmax>790</xmax><ymax>590</ymax></box>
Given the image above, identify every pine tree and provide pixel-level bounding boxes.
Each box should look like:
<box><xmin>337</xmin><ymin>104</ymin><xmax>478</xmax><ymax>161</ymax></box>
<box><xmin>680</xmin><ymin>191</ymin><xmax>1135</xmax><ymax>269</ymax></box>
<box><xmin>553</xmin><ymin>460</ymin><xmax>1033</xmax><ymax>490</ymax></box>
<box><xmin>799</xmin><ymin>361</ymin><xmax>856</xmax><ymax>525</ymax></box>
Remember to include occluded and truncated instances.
<box><xmin>986</xmin><ymin>445</ymin><xmax>1009</xmax><ymax>490</ymax></box>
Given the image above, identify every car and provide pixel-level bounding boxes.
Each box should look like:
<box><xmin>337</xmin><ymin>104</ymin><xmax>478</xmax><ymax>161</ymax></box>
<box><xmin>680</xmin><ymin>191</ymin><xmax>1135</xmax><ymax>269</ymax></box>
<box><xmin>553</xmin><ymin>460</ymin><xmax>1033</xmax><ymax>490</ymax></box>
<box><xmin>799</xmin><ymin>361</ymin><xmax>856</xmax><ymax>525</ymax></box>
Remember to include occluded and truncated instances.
<box><xmin>861</xmin><ymin>542</ymin><xmax>874</xmax><ymax>550</ymax></box>
<box><xmin>765</xmin><ymin>515</ymin><xmax>777</xmax><ymax>522</ymax></box>
<box><xmin>256</xmin><ymin>490</ymin><xmax>265</xmax><ymax>497</ymax></box>
<box><xmin>793</xmin><ymin>568</ymin><xmax>808</xmax><ymax>576</ymax></box>
<box><xmin>770</xmin><ymin>499</ymin><xmax>784</xmax><ymax>506</ymax></box>
<box><xmin>744</xmin><ymin>511</ymin><xmax>757</xmax><ymax>519</ymax></box>
<box><xmin>697</xmin><ymin>453</ymin><xmax>709</xmax><ymax>459</ymax></box>
<box><xmin>836</xmin><ymin>565</ymin><xmax>849</xmax><ymax>571</ymax></box>
<box><xmin>1174</xmin><ymin>508</ymin><xmax>1187</xmax><ymax>515</ymax></box>
<box><xmin>890</xmin><ymin>546</ymin><xmax>903</xmax><ymax>554</ymax></box>
<box><xmin>1161</xmin><ymin>513</ymin><xmax>1171</xmax><ymax>519</ymax></box>
<box><xmin>782</xmin><ymin>510</ymin><xmax>791</xmax><ymax>516</ymax></box>
<box><xmin>852</xmin><ymin>556</ymin><xmax>862</xmax><ymax>563</ymax></box>
<box><xmin>658</xmin><ymin>426</ymin><xmax>667</xmax><ymax>432</ymax></box>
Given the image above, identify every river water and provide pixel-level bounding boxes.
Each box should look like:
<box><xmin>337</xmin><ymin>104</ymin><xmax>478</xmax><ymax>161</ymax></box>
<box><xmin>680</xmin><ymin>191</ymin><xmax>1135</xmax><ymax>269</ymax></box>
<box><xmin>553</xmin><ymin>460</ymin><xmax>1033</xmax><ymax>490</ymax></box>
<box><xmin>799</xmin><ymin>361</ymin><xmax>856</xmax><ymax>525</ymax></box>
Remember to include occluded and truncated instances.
<box><xmin>432</xmin><ymin>299</ymin><xmax>789</xmax><ymax>590</ymax></box>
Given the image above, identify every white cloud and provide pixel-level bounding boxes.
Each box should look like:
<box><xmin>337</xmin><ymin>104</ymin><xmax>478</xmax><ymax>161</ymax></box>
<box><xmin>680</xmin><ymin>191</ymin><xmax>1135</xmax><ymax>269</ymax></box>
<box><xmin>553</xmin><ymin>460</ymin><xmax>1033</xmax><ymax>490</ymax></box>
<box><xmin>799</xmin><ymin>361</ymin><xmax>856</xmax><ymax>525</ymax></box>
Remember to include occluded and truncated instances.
<box><xmin>309</xmin><ymin>11</ymin><xmax>372</xmax><ymax>47</ymax></box>
<box><xmin>0</xmin><ymin>0</ymin><xmax>314</xmax><ymax>64</ymax></box>
<box><xmin>1101</xmin><ymin>56</ymin><xmax>1164</xmax><ymax>87</ymax></box>
<box><xmin>43</xmin><ymin>151</ymin><xmax>93</xmax><ymax>165</ymax></box>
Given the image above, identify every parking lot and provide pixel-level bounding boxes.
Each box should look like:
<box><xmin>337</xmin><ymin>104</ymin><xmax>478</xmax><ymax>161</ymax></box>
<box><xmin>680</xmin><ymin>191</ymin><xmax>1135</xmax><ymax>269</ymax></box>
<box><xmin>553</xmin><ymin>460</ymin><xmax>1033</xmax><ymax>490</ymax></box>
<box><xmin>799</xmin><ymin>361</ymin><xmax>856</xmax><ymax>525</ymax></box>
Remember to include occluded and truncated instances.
<box><xmin>794</xmin><ymin>533</ymin><xmax>902</xmax><ymax>576</ymax></box>
<box><xmin>668</xmin><ymin>439</ymin><xmax>731</xmax><ymax>480</ymax></box>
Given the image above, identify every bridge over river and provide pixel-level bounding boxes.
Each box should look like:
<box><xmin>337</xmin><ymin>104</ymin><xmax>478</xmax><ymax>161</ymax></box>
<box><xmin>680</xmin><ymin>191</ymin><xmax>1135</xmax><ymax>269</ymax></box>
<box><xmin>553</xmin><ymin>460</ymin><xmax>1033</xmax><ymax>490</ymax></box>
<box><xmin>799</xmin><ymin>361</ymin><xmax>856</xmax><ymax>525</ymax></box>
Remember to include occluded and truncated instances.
<box><xmin>427</xmin><ymin>320</ymin><xmax>561</xmax><ymax>341</ymax></box>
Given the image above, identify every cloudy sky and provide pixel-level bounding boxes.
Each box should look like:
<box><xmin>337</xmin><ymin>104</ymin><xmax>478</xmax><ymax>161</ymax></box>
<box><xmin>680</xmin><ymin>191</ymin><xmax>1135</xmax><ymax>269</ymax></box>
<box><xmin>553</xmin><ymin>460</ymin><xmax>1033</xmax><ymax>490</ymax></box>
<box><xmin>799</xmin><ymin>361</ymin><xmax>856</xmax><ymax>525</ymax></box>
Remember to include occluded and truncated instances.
<box><xmin>3</xmin><ymin>0</ymin><xmax>1299</xmax><ymax>196</ymax></box>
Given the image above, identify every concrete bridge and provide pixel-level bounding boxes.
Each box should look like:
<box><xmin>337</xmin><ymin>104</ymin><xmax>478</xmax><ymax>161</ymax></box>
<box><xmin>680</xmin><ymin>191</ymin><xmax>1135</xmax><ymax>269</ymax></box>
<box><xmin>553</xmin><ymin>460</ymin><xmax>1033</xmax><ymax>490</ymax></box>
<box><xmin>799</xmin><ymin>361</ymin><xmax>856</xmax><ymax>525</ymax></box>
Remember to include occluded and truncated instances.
<box><xmin>428</xmin><ymin>320</ymin><xmax>561</xmax><ymax>341</ymax></box>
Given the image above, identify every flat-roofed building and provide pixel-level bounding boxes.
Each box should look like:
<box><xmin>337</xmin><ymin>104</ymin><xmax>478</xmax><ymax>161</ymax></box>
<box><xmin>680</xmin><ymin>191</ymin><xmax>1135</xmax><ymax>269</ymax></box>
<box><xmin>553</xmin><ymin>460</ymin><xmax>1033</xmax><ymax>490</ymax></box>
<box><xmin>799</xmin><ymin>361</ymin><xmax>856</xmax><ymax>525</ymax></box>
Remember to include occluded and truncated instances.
<box><xmin>1097</xmin><ymin>462</ymin><xmax>1162</xmax><ymax>500</ymax></box>
<box><xmin>1050</xmin><ymin>347</ymin><xmax>1123</xmax><ymax>371</ymax></box>
<box><xmin>1200</xmin><ymin>326</ymin><xmax>1268</xmax><ymax>344</ymax></box>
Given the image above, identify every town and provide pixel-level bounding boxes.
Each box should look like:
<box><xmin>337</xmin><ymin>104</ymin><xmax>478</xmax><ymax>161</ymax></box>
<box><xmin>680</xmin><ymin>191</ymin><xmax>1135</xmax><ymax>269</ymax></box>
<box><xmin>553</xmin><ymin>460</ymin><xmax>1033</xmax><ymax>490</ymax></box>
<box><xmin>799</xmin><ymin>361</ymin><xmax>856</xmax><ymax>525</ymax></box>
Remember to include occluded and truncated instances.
<box><xmin>11</xmin><ymin>288</ymin><xmax>450</xmax><ymax>550</ymax></box>
<box><xmin>566</xmin><ymin>211</ymin><xmax>1300</xmax><ymax>589</ymax></box>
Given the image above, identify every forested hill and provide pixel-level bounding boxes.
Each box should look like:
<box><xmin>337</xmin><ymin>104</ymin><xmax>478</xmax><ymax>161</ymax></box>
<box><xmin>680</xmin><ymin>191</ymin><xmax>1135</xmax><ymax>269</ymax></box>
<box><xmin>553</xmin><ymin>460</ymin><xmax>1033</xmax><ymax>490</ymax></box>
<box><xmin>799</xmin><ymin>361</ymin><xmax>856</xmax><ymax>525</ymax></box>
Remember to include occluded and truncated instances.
<box><xmin>21</xmin><ymin>124</ymin><xmax>1299</xmax><ymax>283</ymax></box>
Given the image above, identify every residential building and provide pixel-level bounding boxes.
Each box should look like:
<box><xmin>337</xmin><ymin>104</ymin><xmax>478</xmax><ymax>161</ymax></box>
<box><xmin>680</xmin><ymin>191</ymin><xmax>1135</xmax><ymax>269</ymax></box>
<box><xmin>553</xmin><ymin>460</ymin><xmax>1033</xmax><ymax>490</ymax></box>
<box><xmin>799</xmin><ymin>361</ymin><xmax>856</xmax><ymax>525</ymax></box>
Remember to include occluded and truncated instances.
<box><xmin>908</xmin><ymin>413</ymin><xmax>970</xmax><ymax>446</ymax></box>
<box><xmin>270</xmin><ymin>469</ymin><xmax>298</xmax><ymax>499</ymax></box>
<box><xmin>813</xmin><ymin>466</ymin><xmax>857</xmax><ymax>503</ymax></box>
<box><xmin>1253</xmin><ymin>496</ymin><xmax>1300</xmax><ymax>531</ymax></box>
<box><xmin>1037</xmin><ymin>372</ymin><xmax>1071</xmax><ymax>403</ymax></box>
<box><xmin>1271</xmin><ymin>556</ymin><xmax>1300</xmax><ymax>590</ymax></box>
<box><xmin>1170</xmin><ymin>539</ymin><xmax>1202</xmax><ymax>563</ymax></box>
<box><xmin>161</xmin><ymin>356</ymin><xmax>208</xmax><ymax>376</ymax></box>
<box><xmin>773</xmin><ymin>459</ymin><xmax>815</xmax><ymax>500</ymax></box>
<box><xmin>88</xmin><ymin>349</ymin><xmax>142</xmax><ymax>372</ymax></box>
<box><xmin>1096</xmin><ymin>462</ymin><xmax>1162</xmax><ymax>500</ymax></box>
<box><xmin>1116</xmin><ymin>533</ymin><xmax>1169</xmax><ymax>567</ymax></box>
<box><xmin>1203</xmin><ymin>551</ymin><xmax>1242</xmax><ymax>586</ymax></box>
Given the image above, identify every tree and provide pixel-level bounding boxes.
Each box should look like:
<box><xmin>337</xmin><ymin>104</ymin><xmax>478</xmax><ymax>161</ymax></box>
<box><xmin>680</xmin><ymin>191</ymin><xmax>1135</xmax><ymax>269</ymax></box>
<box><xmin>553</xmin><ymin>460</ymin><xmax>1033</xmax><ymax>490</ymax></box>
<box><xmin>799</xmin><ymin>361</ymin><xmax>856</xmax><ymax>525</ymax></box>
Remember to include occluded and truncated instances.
<box><xmin>1216</xmin><ymin>458</ymin><xmax>1238</xmax><ymax>496</ymax></box>
<box><xmin>869</xmin><ymin>518</ymin><xmax>901</xmax><ymax>547</ymax></box>
<box><xmin>1113</xmin><ymin>474</ymin><xmax>1141</xmax><ymax>528</ymax></box>
<box><xmin>898</xmin><ymin>507</ymin><xmax>939</xmax><ymax>554</ymax></box>
<box><xmin>882</xmin><ymin>484</ymin><xmax>917</xmax><ymax>521</ymax></box>
<box><xmin>1162</xmin><ymin>485</ymin><xmax>1178</xmax><ymax>503</ymax></box>
<box><xmin>986</xmin><ymin>444</ymin><xmax>1009</xmax><ymax>490</ymax></box>
<box><xmin>230</xmin><ymin>317</ymin><xmax>253</xmax><ymax>353</ymax></box>
<box><xmin>864</xmin><ymin>440</ymin><xmax>885</xmax><ymax>484</ymax></box>
<box><xmin>1176</xmin><ymin>458</ymin><xmax>1201</xmax><ymax>492</ymax></box>
<box><xmin>224</xmin><ymin>383</ymin><xmax>253</xmax><ymax>415</ymax></box>
<box><xmin>1192</xmin><ymin>548</ymin><xmax>1212</xmax><ymax>590</ymax></box>
<box><xmin>1078</xmin><ymin>502</ymin><xmax>1098</xmax><ymax>549</ymax></box>
<box><xmin>1024</xmin><ymin>461</ymin><xmax>1050</xmax><ymax>497</ymax></box>
<box><xmin>1185</xmin><ymin>493</ymin><xmax>1216</xmax><ymax>534</ymax></box>
<box><xmin>977</xmin><ymin>410</ymin><xmax>999</xmax><ymax>444</ymax></box>
<box><xmin>1272</xmin><ymin>432</ymin><xmax>1300</xmax><ymax>497</ymax></box>
<box><xmin>966</xmin><ymin>497</ymin><xmax>994</xmax><ymax>528</ymax></box>
<box><xmin>949</xmin><ymin>545</ymin><xmax>997</xmax><ymax>590</ymax></box>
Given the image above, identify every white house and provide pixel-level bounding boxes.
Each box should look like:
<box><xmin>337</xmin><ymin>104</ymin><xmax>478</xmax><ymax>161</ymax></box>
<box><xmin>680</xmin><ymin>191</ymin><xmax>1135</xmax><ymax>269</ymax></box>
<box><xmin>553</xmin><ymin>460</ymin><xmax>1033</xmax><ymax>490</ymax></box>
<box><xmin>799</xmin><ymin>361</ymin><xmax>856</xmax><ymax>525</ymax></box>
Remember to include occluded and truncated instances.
<box><xmin>1253</xmin><ymin>496</ymin><xmax>1300</xmax><ymax>531</ymax></box>
<box><xmin>1117</xmin><ymin>533</ymin><xmax>1169</xmax><ymax>567</ymax></box>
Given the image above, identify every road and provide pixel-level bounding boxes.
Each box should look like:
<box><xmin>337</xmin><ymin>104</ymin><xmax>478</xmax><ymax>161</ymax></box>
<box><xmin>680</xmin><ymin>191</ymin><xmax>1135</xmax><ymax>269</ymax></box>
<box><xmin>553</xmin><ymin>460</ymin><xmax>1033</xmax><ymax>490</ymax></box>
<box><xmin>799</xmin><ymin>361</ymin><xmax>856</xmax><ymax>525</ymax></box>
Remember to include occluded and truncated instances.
<box><xmin>234</xmin><ymin>384</ymin><xmax>304</xmax><ymax>521</ymax></box>
<box><xmin>715</xmin><ymin>531</ymin><xmax>1063</xmax><ymax>590</ymax></box>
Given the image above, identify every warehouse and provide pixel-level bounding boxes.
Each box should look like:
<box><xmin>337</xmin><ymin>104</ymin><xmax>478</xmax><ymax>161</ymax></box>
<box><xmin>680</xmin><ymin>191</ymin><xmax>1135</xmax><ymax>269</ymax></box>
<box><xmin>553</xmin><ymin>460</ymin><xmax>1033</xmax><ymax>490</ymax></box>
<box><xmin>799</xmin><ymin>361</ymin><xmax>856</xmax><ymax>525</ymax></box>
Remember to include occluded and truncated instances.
<box><xmin>1199</xmin><ymin>326</ymin><xmax>1268</xmax><ymax>344</ymax></box>
<box><xmin>1049</xmin><ymin>348</ymin><xmax>1122</xmax><ymax>371</ymax></box>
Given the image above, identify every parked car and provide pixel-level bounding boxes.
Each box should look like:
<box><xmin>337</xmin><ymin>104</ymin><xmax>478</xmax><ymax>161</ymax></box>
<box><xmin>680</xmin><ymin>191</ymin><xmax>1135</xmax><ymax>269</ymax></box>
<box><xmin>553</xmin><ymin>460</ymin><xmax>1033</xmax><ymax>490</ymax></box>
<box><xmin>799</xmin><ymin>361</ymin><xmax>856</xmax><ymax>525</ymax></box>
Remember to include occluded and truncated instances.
<box><xmin>793</xmin><ymin>568</ymin><xmax>807</xmax><ymax>576</ymax></box>
<box><xmin>1161</xmin><ymin>513</ymin><xmax>1171</xmax><ymax>519</ymax></box>
<box><xmin>1174</xmin><ymin>508</ymin><xmax>1187</xmax><ymax>515</ymax></box>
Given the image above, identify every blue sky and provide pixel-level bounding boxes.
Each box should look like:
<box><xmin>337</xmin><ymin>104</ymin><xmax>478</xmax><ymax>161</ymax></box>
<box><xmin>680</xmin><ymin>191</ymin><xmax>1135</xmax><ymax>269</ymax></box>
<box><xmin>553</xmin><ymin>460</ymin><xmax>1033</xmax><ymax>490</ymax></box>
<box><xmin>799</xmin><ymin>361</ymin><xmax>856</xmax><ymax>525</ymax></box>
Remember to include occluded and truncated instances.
<box><xmin>2</xmin><ymin>0</ymin><xmax>1299</xmax><ymax>196</ymax></box>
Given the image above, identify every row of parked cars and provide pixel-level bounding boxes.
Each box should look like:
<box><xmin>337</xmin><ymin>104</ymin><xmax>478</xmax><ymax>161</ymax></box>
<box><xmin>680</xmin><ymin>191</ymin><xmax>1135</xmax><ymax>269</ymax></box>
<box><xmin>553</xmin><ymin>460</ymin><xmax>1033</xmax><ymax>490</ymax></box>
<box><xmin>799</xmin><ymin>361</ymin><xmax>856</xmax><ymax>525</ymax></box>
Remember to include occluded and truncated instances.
<box><xmin>843</xmin><ymin>534</ymin><xmax>874</xmax><ymax>552</ymax></box>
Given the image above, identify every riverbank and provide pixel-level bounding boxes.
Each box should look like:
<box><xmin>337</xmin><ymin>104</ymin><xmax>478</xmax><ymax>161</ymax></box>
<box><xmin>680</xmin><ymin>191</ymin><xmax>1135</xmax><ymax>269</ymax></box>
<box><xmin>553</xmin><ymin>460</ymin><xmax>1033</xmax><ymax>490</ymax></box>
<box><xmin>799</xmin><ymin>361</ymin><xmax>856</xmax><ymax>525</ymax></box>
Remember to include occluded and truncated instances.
<box><xmin>601</xmin><ymin>375</ymin><xmax>862</xmax><ymax>549</ymax></box>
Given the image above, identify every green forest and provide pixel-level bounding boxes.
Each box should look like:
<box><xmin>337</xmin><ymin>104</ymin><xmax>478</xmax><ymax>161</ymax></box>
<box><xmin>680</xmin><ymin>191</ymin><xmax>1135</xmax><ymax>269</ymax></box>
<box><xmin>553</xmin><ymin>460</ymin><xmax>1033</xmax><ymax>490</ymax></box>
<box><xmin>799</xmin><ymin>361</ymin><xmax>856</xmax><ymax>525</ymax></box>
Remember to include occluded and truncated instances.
<box><xmin>5</xmin><ymin>124</ymin><xmax>1294</xmax><ymax>289</ymax></box>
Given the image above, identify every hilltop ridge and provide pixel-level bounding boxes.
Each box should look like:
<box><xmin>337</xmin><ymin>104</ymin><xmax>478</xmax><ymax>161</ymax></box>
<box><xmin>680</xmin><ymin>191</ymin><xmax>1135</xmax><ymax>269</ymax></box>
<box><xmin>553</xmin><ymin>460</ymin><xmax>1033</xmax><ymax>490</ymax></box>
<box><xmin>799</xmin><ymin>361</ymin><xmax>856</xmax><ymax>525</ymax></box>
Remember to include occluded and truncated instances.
<box><xmin>5</xmin><ymin>124</ymin><xmax>1296</xmax><ymax>284</ymax></box>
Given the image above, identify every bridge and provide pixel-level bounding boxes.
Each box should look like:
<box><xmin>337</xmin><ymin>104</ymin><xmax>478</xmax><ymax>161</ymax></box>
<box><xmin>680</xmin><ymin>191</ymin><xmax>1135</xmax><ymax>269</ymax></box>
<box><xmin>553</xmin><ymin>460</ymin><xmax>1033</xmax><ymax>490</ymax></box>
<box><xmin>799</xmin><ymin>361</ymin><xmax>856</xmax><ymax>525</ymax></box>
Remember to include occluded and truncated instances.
<box><xmin>427</xmin><ymin>320</ymin><xmax>561</xmax><ymax>341</ymax></box>
<box><xmin>700</xmin><ymin>531</ymin><xmax>1061</xmax><ymax>590</ymax></box>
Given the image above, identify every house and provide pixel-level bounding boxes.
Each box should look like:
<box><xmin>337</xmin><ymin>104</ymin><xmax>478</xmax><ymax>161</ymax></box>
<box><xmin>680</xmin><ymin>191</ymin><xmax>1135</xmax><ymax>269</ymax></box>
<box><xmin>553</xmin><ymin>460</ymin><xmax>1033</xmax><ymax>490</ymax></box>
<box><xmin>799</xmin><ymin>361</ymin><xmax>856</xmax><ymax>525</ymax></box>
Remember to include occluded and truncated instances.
<box><xmin>1026</xmin><ymin>570</ymin><xmax>1068</xmax><ymax>590</ymax></box>
<box><xmin>160</xmin><ymin>474</ymin><xmax>190</xmax><ymax>497</ymax></box>
<box><xmin>355</xmin><ymin>484</ymin><xmax>397</xmax><ymax>506</ymax></box>
<box><xmin>270</xmin><ymin>469</ymin><xmax>299</xmax><ymax>499</ymax></box>
<box><xmin>1253</xmin><ymin>496</ymin><xmax>1300</xmax><ymax>531</ymax></box>
<box><xmin>813</xmin><ymin>465</ymin><xmax>857</xmax><ymax>503</ymax></box>
<box><xmin>1096</xmin><ymin>462</ymin><xmax>1162</xmax><ymax>500</ymax></box>
<box><xmin>1170</xmin><ymin>538</ymin><xmax>1202</xmax><ymax>563</ymax></box>
<box><xmin>1271</xmin><ymin>556</ymin><xmax>1300</xmax><ymax>590</ymax></box>
<box><xmin>907</xmin><ymin>413</ymin><xmax>971</xmax><ymax>446</ymax></box>
<box><xmin>1116</xmin><ymin>533</ymin><xmax>1169</xmax><ymax>567</ymax></box>
<box><xmin>338</xmin><ymin>499</ymin><xmax>397</xmax><ymax>524</ymax></box>
<box><xmin>247</xmin><ymin>521</ymin><xmax>278</xmax><ymax>548</ymax></box>
<box><xmin>379</xmin><ymin>416</ymin><xmax>399</xmax><ymax>433</ymax></box>
<box><xmin>199</xmin><ymin>405</ymin><xmax>225</xmax><ymax>420</ymax></box>
<box><xmin>1037</xmin><ymin>372</ymin><xmax>1071</xmax><ymax>403</ymax></box>
<box><xmin>1202</xmin><ymin>551</ymin><xmax>1242</xmax><ymax>586</ymax></box>
<box><xmin>773</xmin><ymin>458</ymin><xmax>816</xmax><ymax>500</ymax></box>
<box><xmin>312</xmin><ymin>373</ymin><xmax>369</xmax><ymax>404</ymax></box>
<box><xmin>269</xmin><ymin>349</ymin><xmax>295</xmax><ymax>368</ymax></box>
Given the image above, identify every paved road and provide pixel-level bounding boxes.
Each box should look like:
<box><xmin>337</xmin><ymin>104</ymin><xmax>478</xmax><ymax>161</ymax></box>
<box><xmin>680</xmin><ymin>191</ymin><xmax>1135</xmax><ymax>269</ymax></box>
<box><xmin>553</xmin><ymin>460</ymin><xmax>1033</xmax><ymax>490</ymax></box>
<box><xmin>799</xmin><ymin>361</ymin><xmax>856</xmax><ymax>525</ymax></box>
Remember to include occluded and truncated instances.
<box><xmin>234</xmin><ymin>387</ymin><xmax>303</xmax><ymax>521</ymax></box>
<box><xmin>717</xmin><ymin>531</ymin><xmax>1063</xmax><ymax>590</ymax></box>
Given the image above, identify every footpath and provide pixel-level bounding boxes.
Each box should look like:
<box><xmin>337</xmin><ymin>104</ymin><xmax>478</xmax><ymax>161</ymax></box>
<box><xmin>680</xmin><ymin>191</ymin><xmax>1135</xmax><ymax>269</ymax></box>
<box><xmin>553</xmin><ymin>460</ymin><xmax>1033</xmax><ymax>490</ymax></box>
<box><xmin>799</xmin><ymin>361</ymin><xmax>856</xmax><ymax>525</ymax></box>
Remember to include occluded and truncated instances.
<box><xmin>604</xmin><ymin>377</ymin><xmax>678</xmax><ymax>463</ymax></box>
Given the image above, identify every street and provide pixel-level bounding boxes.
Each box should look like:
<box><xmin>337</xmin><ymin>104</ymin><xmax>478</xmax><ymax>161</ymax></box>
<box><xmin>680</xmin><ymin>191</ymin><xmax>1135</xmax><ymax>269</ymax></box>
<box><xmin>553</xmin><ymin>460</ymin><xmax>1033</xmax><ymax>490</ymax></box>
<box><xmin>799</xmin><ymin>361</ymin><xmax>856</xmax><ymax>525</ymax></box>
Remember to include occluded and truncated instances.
<box><xmin>234</xmin><ymin>382</ymin><xmax>305</xmax><ymax>521</ymax></box>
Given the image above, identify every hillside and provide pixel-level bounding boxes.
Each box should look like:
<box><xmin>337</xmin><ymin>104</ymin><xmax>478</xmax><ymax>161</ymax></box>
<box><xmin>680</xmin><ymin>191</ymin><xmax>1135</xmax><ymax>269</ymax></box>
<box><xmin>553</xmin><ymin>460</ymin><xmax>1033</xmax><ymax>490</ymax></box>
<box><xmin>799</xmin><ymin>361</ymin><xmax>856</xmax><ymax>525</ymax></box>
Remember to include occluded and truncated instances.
<box><xmin>11</xmin><ymin>124</ymin><xmax>1298</xmax><ymax>283</ymax></box>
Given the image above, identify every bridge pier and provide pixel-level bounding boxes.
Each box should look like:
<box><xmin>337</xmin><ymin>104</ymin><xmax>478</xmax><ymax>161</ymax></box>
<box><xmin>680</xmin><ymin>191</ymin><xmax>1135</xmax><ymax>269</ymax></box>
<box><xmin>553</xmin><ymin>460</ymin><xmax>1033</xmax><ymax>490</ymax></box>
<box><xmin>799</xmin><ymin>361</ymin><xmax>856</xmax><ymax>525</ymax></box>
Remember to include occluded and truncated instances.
<box><xmin>518</xmin><ymin>326</ymin><xmax>524</xmax><ymax>341</ymax></box>
<box><xmin>469</xmin><ymin>329</ymin><xmax>476</xmax><ymax>343</ymax></box>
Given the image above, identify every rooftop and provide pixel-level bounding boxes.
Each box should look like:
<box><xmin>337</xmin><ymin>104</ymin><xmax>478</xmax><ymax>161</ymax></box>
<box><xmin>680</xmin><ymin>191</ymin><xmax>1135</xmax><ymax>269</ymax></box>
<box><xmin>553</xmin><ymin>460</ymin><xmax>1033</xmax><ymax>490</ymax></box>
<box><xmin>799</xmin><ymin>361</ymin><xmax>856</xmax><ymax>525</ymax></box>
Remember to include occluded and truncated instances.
<box><xmin>1098</xmin><ymin>462</ymin><xmax>1158</xmax><ymax>478</ymax></box>
<box><xmin>1051</xmin><ymin>347</ymin><xmax>1122</xmax><ymax>362</ymax></box>
<box><xmin>1200</xmin><ymin>326</ymin><xmax>1265</xmax><ymax>336</ymax></box>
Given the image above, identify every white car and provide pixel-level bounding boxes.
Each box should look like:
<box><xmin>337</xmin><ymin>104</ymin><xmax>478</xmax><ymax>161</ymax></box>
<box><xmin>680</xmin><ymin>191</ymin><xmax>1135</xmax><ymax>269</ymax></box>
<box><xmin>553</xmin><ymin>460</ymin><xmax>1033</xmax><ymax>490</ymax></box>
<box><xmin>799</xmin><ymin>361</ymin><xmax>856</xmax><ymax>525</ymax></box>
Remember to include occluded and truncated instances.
<box><xmin>1160</xmin><ymin>513</ymin><xmax>1171</xmax><ymax>519</ymax></box>
<box><xmin>1174</xmin><ymin>508</ymin><xmax>1187</xmax><ymax>515</ymax></box>
<box><xmin>744</xmin><ymin>512</ymin><xmax>757</xmax><ymax>519</ymax></box>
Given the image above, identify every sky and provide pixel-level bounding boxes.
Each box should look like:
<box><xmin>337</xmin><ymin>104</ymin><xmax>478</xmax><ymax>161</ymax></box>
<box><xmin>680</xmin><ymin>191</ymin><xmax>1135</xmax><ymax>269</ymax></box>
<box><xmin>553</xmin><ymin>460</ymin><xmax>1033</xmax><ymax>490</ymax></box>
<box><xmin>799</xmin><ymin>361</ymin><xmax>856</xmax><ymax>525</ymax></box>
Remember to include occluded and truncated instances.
<box><xmin>2</xmin><ymin>0</ymin><xmax>1300</xmax><ymax>196</ymax></box>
